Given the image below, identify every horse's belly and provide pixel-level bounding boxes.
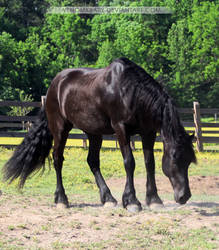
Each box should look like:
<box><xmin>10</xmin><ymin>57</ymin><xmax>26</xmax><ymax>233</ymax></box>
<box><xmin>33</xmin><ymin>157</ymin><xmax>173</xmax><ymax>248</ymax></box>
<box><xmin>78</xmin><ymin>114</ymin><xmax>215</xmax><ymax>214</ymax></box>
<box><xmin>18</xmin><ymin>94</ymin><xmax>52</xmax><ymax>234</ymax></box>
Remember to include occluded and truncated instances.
<box><xmin>66</xmin><ymin>110</ymin><xmax>114</xmax><ymax>135</ymax></box>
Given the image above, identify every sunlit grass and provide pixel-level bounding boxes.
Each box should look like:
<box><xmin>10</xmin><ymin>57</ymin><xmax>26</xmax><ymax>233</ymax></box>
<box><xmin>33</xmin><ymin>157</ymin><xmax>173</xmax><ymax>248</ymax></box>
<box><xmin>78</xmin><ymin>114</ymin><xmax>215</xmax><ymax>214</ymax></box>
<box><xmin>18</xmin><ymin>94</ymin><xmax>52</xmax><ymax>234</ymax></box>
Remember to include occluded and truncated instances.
<box><xmin>0</xmin><ymin>136</ymin><xmax>164</xmax><ymax>150</ymax></box>
<box><xmin>0</xmin><ymin>126</ymin><xmax>218</xmax><ymax>147</ymax></box>
<box><xmin>0</xmin><ymin>137</ymin><xmax>23</xmax><ymax>145</ymax></box>
<box><xmin>201</xmin><ymin>127</ymin><xmax>219</xmax><ymax>137</ymax></box>
<box><xmin>0</xmin><ymin>133</ymin><xmax>218</xmax><ymax>250</ymax></box>
<box><xmin>0</xmin><ymin>145</ymin><xmax>218</xmax><ymax>197</ymax></box>
<box><xmin>0</xmin><ymin>121</ymin><xmax>219</xmax><ymax>149</ymax></box>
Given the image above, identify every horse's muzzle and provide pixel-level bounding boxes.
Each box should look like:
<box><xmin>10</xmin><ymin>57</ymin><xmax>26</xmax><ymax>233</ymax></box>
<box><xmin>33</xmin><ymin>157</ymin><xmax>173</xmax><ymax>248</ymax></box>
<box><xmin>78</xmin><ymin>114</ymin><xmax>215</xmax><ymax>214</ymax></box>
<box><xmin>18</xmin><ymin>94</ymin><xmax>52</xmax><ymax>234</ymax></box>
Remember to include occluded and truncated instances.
<box><xmin>174</xmin><ymin>189</ymin><xmax>191</xmax><ymax>205</ymax></box>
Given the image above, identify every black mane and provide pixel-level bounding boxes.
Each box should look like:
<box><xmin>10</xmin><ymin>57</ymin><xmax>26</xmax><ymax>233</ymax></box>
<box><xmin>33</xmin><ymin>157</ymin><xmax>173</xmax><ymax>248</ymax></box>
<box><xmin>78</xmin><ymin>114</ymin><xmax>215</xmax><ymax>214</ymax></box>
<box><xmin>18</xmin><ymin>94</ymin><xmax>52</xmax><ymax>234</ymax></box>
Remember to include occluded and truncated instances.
<box><xmin>114</xmin><ymin>57</ymin><xmax>188</xmax><ymax>145</ymax></box>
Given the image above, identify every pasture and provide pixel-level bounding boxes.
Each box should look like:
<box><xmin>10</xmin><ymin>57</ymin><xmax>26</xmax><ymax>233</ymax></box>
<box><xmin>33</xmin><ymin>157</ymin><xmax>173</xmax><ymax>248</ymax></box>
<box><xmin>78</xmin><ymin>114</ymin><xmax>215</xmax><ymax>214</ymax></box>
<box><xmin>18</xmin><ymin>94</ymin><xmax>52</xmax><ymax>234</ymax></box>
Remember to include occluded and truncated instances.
<box><xmin>0</xmin><ymin>146</ymin><xmax>219</xmax><ymax>249</ymax></box>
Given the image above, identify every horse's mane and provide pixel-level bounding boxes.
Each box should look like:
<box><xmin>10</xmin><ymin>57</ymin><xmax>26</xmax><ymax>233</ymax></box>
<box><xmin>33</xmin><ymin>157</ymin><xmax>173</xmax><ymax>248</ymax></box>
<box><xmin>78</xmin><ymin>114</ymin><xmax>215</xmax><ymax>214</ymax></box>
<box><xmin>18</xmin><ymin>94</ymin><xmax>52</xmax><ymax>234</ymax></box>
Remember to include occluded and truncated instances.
<box><xmin>114</xmin><ymin>57</ymin><xmax>189</xmax><ymax>145</ymax></box>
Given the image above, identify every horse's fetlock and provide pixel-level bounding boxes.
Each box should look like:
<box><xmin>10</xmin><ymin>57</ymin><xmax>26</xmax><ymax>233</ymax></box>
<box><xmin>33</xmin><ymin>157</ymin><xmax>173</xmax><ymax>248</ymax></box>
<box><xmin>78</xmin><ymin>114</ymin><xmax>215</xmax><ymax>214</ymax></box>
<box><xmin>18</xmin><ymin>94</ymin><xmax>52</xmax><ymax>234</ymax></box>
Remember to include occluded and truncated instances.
<box><xmin>146</xmin><ymin>194</ymin><xmax>163</xmax><ymax>206</ymax></box>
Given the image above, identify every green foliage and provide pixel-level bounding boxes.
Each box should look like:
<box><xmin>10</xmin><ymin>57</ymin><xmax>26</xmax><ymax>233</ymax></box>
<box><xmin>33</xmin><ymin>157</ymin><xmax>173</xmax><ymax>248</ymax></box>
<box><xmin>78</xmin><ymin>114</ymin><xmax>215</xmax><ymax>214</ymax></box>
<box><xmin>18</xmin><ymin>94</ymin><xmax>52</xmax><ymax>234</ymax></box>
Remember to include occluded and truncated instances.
<box><xmin>167</xmin><ymin>1</ymin><xmax>219</xmax><ymax>107</ymax></box>
<box><xmin>7</xmin><ymin>89</ymin><xmax>33</xmax><ymax>116</ymax></box>
<box><xmin>43</xmin><ymin>13</ymin><xmax>94</xmax><ymax>68</ymax></box>
<box><xmin>188</xmin><ymin>1</ymin><xmax>219</xmax><ymax>107</ymax></box>
<box><xmin>0</xmin><ymin>32</ymin><xmax>18</xmax><ymax>100</ymax></box>
<box><xmin>0</xmin><ymin>0</ymin><xmax>218</xmax><ymax>108</ymax></box>
<box><xmin>167</xmin><ymin>19</ymin><xmax>195</xmax><ymax>106</ymax></box>
<box><xmin>96</xmin><ymin>39</ymin><xmax>119</xmax><ymax>67</ymax></box>
<box><xmin>0</xmin><ymin>0</ymin><xmax>48</xmax><ymax>40</ymax></box>
<box><xmin>91</xmin><ymin>2</ymin><xmax>172</xmax><ymax>77</ymax></box>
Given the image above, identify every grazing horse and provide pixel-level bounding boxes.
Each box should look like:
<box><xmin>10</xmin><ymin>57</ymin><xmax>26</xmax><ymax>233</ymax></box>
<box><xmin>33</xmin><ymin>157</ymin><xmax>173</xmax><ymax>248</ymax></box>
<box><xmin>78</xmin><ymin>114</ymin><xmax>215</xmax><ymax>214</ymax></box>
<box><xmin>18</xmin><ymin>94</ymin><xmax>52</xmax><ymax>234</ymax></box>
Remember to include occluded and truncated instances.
<box><xmin>3</xmin><ymin>57</ymin><xmax>196</xmax><ymax>212</ymax></box>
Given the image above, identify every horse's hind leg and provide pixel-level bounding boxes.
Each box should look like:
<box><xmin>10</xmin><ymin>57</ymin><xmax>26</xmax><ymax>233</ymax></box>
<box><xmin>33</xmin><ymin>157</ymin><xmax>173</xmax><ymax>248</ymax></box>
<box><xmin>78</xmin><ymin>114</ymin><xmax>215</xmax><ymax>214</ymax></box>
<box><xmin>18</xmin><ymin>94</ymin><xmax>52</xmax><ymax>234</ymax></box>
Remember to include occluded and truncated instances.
<box><xmin>87</xmin><ymin>134</ymin><xmax>117</xmax><ymax>207</ymax></box>
<box><xmin>50</xmin><ymin>118</ymin><xmax>72</xmax><ymax>208</ymax></box>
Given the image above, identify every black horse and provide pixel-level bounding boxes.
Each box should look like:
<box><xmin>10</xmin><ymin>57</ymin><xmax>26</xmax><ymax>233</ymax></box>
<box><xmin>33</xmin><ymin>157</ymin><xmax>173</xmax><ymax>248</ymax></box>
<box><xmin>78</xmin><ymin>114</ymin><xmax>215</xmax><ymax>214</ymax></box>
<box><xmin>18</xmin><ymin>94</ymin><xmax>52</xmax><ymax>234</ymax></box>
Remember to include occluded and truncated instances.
<box><xmin>3</xmin><ymin>57</ymin><xmax>196</xmax><ymax>212</ymax></box>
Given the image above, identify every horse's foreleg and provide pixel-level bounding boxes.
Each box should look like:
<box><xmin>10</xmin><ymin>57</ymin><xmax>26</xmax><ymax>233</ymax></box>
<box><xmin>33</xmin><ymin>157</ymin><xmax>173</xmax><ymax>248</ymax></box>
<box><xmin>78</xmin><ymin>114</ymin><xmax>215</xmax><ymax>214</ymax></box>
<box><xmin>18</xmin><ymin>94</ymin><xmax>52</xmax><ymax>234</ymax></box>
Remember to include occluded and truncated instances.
<box><xmin>142</xmin><ymin>133</ymin><xmax>163</xmax><ymax>208</ymax></box>
<box><xmin>112</xmin><ymin>123</ymin><xmax>141</xmax><ymax>212</ymax></box>
<box><xmin>87</xmin><ymin>134</ymin><xmax>117</xmax><ymax>207</ymax></box>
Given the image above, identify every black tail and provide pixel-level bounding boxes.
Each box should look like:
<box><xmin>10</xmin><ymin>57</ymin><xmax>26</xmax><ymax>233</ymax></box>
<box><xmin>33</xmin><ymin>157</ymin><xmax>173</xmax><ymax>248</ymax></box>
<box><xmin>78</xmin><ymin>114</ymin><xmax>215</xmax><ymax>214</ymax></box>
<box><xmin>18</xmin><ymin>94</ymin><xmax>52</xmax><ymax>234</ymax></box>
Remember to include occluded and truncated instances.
<box><xmin>2</xmin><ymin>108</ymin><xmax>53</xmax><ymax>188</ymax></box>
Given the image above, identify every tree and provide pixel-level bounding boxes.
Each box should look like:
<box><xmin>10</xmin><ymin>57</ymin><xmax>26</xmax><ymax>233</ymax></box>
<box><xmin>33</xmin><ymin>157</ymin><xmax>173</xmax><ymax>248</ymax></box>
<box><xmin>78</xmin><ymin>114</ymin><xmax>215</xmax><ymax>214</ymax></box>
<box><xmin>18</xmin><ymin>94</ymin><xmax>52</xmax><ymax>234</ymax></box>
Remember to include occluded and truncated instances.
<box><xmin>167</xmin><ymin>19</ymin><xmax>195</xmax><ymax>106</ymax></box>
<box><xmin>0</xmin><ymin>0</ymin><xmax>48</xmax><ymax>40</ymax></box>
<box><xmin>0</xmin><ymin>0</ymin><xmax>218</xmax><ymax>108</ymax></box>
<box><xmin>167</xmin><ymin>1</ymin><xmax>219</xmax><ymax>107</ymax></box>
<box><xmin>91</xmin><ymin>0</ymin><xmax>172</xmax><ymax>78</ymax></box>
<box><xmin>43</xmin><ymin>12</ymin><xmax>96</xmax><ymax>69</ymax></box>
<box><xmin>188</xmin><ymin>1</ymin><xmax>219</xmax><ymax>107</ymax></box>
<box><xmin>96</xmin><ymin>39</ymin><xmax>119</xmax><ymax>67</ymax></box>
<box><xmin>0</xmin><ymin>32</ymin><xmax>19</xmax><ymax>100</ymax></box>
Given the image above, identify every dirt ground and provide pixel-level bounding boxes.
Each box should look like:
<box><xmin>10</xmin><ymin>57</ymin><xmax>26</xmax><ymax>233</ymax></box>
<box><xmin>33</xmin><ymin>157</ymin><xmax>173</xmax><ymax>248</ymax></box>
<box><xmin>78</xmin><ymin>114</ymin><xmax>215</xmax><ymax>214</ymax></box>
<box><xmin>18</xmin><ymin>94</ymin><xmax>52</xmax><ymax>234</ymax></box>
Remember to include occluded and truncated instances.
<box><xmin>0</xmin><ymin>176</ymin><xmax>219</xmax><ymax>249</ymax></box>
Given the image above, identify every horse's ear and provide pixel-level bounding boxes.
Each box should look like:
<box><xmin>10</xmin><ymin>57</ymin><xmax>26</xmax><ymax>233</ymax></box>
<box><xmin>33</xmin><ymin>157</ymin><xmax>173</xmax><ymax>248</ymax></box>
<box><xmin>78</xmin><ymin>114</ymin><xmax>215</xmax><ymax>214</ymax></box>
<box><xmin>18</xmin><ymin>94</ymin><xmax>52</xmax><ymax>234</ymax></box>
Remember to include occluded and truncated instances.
<box><xmin>189</xmin><ymin>133</ymin><xmax>196</xmax><ymax>142</ymax></box>
<box><xmin>189</xmin><ymin>133</ymin><xmax>197</xmax><ymax>163</ymax></box>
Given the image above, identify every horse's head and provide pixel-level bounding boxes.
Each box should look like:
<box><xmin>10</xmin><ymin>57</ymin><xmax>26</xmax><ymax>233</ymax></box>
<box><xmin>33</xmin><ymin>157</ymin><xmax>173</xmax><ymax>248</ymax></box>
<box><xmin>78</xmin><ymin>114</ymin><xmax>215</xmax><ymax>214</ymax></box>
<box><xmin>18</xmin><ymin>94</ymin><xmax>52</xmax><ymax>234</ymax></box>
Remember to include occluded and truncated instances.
<box><xmin>162</xmin><ymin>134</ymin><xmax>196</xmax><ymax>204</ymax></box>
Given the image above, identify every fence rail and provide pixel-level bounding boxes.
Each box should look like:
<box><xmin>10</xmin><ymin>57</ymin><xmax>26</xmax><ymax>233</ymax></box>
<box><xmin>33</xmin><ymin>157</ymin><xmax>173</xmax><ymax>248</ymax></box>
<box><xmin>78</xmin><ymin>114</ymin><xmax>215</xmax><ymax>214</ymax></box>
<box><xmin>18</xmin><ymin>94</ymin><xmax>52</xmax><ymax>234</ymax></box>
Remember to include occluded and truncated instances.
<box><xmin>0</xmin><ymin>101</ymin><xmax>41</xmax><ymax>107</ymax></box>
<box><xmin>0</xmin><ymin>115</ymin><xmax>37</xmax><ymax>122</ymax></box>
<box><xmin>0</xmin><ymin>99</ymin><xmax>219</xmax><ymax>151</ymax></box>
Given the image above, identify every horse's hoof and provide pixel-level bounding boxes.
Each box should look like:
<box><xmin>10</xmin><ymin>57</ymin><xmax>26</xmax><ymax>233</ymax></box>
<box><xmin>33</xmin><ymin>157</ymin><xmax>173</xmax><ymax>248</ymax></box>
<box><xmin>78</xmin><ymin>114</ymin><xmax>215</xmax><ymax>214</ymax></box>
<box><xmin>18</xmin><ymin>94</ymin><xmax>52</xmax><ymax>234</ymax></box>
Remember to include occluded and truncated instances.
<box><xmin>104</xmin><ymin>202</ymin><xmax>117</xmax><ymax>208</ymax></box>
<box><xmin>127</xmin><ymin>204</ymin><xmax>142</xmax><ymax>213</ymax></box>
<box><xmin>149</xmin><ymin>203</ymin><xmax>165</xmax><ymax>210</ymax></box>
<box><xmin>56</xmin><ymin>203</ymin><xmax>68</xmax><ymax>209</ymax></box>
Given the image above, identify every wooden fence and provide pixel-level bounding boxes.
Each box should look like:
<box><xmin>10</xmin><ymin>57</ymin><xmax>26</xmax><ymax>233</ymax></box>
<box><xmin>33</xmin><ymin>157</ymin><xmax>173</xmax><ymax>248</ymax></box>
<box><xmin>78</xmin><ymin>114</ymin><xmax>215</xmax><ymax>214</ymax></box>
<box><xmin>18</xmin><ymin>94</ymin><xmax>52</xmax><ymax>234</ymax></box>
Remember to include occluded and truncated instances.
<box><xmin>0</xmin><ymin>98</ymin><xmax>219</xmax><ymax>152</ymax></box>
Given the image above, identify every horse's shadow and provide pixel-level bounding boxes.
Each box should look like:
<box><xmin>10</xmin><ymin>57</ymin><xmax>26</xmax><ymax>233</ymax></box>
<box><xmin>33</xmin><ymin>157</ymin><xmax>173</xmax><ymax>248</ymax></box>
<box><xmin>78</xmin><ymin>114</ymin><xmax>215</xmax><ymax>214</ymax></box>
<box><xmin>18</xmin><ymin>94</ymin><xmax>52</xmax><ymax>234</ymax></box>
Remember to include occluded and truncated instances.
<box><xmin>187</xmin><ymin>202</ymin><xmax>219</xmax><ymax>217</ymax></box>
<box><xmin>187</xmin><ymin>201</ymin><xmax>219</xmax><ymax>209</ymax></box>
<box><xmin>162</xmin><ymin>201</ymin><xmax>219</xmax><ymax>217</ymax></box>
<box><xmin>69</xmin><ymin>203</ymin><xmax>102</xmax><ymax>208</ymax></box>
<box><xmin>68</xmin><ymin>201</ymin><xmax>219</xmax><ymax>217</ymax></box>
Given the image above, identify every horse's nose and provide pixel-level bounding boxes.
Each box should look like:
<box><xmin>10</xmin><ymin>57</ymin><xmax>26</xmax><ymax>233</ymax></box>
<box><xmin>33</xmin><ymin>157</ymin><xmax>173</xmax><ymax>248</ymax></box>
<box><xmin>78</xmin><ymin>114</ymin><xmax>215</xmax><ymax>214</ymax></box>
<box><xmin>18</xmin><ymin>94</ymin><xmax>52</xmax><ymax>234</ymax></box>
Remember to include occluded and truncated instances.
<box><xmin>175</xmin><ymin>189</ymin><xmax>191</xmax><ymax>204</ymax></box>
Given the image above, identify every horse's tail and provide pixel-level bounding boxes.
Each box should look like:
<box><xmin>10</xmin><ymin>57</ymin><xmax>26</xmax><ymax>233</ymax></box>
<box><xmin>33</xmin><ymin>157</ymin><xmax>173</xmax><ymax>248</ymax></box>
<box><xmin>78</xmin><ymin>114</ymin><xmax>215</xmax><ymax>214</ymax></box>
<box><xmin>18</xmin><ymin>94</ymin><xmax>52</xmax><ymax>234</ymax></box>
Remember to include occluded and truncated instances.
<box><xmin>2</xmin><ymin>108</ymin><xmax>53</xmax><ymax>188</ymax></box>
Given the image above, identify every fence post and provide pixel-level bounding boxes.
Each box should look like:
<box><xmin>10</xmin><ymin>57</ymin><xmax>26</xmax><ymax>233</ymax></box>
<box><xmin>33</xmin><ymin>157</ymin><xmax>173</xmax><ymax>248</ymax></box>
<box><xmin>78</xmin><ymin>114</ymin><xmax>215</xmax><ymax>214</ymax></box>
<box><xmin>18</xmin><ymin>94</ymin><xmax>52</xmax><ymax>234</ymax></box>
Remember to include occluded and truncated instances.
<box><xmin>83</xmin><ymin>132</ymin><xmax>87</xmax><ymax>149</ymax></box>
<box><xmin>193</xmin><ymin>102</ymin><xmax>203</xmax><ymax>152</ymax></box>
<box><xmin>41</xmin><ymin>96</ymin><xmax>46</xmax><ymax>107</ymax></box>
<box><xmin>130</xmin><ymin>139</ymin><xmax>135</xmax><ymax>151</ymax></box>
<box><xmin>116</xmin><ymin>139</ymin><xmax>118</xmax><ymax>149</ymax></box>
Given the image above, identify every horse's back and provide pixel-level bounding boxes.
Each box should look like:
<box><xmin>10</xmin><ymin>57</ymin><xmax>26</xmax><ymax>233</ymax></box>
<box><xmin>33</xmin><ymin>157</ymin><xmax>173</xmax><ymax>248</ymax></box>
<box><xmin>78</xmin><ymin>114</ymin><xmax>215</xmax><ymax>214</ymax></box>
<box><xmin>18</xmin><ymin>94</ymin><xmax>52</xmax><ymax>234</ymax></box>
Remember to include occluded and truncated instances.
<box><xmin>45</xmin><ymin>59</ymin><xmax>145</xmax><ymax>135</ymax></box>
<box><xmin>45</xmin><ymin>65</ymin><xmax>124</xmax><ymax>134</ymax></box>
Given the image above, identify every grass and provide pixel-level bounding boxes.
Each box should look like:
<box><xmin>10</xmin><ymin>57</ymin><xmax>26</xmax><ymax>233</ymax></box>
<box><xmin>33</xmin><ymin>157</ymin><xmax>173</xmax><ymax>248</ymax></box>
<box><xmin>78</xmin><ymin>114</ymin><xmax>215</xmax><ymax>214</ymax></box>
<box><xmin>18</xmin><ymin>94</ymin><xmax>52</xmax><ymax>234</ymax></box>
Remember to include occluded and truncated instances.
<box><xmin>1</xmin><ymin>203</ymin><xmax>218</xmax><ymax>250</ymax></box>
<box><xmin>0</xmin><ymin>145</ymin><xmax>219</xmax><ymax>196</ymax></box>
<box><xmin>0</xmin><ymin>136</ymin><xmax>162</xmax><ymax>150</ymax></box>
<box><xmin>0</xmin><ymin>145</ymin><xmax>218</xmax><ymax>250</ymax></box>
<box><xmin>201</xmin><ymin>117</ymin><xmax>218</xmax><ymax>123</ymax></box>
<box><xmin>0</xmin><ymin>125</ymin><xmax>219</xmax><ymax>148</ymax></box>
<box><xmin>68</xmin><ymin>227</ymin><xmax>217</xmax><ymax>250</ymax></box>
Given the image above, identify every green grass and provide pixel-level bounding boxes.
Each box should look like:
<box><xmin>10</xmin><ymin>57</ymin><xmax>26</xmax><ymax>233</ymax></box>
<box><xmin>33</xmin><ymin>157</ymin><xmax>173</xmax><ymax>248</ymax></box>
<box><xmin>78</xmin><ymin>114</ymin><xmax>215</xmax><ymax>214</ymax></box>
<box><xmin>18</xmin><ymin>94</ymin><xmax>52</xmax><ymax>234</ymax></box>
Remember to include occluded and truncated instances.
<box><xmin>1</xmin><ymin>225</ymin><xmax>217</xmax><ymax>250</ymax></box>
<box><xmin>0</xmin><ymin>146</ymin><xmax>218</xmax><ymax>196</ymax></box>
<box><xmin>201</xmin><ymin>117</ymin><xmax>218</xmax><ymax>123</ymax></box>
<box><xmin>0</xmin><ymin>136</ymin><xmax>163</xmax><ymax>150</ymax></box>
<box><xmin>1</xmin><ymin>125</ymin><xmax>219</xmax><ymax>147</ymax></box>
<box><xmin>0</xmin><ymin>147</ymin><xmax>218</xmax><ymax>250</ymax></box>
<box><xmin>68</xmin><ymin>226</ymin><xmax>218</xmax><ymax>250</ymax></box>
